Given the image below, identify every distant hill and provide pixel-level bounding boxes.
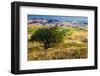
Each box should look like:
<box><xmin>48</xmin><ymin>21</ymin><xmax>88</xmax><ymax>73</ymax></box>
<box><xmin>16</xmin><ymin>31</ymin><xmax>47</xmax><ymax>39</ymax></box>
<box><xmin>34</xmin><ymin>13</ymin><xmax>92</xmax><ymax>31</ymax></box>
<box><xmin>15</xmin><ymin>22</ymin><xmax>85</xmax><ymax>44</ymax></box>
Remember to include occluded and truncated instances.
<box><xmin>28</xmin><ymin>19</ymin><xmax>88</xmax><ymax>27</ymax></box>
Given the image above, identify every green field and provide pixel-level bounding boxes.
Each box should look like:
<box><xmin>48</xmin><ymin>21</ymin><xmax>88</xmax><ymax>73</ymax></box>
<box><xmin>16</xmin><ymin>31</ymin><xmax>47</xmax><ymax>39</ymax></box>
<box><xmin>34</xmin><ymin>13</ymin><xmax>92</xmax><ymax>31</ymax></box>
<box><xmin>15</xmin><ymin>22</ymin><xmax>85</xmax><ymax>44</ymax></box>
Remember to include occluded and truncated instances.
<box><xmin>28</xmin><ymin>25</ymin><xmax>88</xmax><ymax>61</ymax></box>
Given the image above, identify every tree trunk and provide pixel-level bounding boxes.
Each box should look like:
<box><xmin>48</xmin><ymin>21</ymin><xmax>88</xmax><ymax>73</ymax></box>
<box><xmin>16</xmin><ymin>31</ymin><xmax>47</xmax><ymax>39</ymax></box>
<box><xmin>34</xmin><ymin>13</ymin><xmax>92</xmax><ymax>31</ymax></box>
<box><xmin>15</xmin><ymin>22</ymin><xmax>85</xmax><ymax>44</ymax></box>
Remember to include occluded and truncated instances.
<box><xmin>44</xmin><ymin>43</ymin><xmax>50</xmax><ymax>49</ymax></box>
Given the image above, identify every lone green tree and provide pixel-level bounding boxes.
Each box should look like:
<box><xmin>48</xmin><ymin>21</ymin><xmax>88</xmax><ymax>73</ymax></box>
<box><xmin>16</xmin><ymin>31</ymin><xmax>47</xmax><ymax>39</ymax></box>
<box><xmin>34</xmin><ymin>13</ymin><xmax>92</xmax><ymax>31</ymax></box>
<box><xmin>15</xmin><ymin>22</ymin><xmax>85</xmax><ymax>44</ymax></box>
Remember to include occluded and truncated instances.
<box><xmin>30</xmin><ymin>27</ymin><xmax>68</xmax><ymax>49</ymax></box>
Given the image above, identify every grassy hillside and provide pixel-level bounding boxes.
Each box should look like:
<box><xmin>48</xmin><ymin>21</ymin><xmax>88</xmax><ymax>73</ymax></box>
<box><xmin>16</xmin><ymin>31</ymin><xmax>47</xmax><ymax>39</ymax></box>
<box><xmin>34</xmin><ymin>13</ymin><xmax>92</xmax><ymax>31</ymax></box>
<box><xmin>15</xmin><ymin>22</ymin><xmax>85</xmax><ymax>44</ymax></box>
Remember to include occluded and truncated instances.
<box><xmin>28</xmin><ymin>24</ymin><xmax>88</xmax><ymax>60</ymax></box>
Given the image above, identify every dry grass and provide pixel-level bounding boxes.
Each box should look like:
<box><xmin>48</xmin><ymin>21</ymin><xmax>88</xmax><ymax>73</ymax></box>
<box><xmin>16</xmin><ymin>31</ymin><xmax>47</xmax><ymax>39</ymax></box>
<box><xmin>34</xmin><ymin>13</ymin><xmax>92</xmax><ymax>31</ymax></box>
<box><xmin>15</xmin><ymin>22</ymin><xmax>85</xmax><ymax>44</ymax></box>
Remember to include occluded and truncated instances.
<box><xmin>28</xmin><ymin>25</ymin><xmax>88</xmax><ymax>61</ymax></box>
<box><xmin>28</xmin><ymin>24</ymin><xmax>48</xmax><ymax>28</ymax></box>
<box><xmin>28</xmin><ymin>42</ymin><xmax>87</xmax><ymax>60</ymax></box>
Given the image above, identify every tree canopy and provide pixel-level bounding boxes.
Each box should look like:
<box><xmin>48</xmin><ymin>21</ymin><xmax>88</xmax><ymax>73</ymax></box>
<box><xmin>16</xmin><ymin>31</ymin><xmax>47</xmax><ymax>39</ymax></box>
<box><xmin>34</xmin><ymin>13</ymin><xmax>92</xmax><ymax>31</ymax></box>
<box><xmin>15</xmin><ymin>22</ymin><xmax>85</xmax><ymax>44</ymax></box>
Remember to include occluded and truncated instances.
<box><xmin>30</xmin><ymin>27</ymin><xmax>69</xmax><ymax>49</ymax></box>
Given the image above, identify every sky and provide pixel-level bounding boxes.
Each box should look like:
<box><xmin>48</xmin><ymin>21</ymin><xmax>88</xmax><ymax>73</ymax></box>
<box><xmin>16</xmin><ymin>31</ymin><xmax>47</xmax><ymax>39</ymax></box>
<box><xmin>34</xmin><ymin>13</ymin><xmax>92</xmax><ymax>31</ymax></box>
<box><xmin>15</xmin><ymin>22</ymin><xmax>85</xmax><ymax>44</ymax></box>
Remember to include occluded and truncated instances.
<box><xmin>28</xmin><ymin>15</ymin><xmax>88</xmax><ymax>23</ymax></box>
